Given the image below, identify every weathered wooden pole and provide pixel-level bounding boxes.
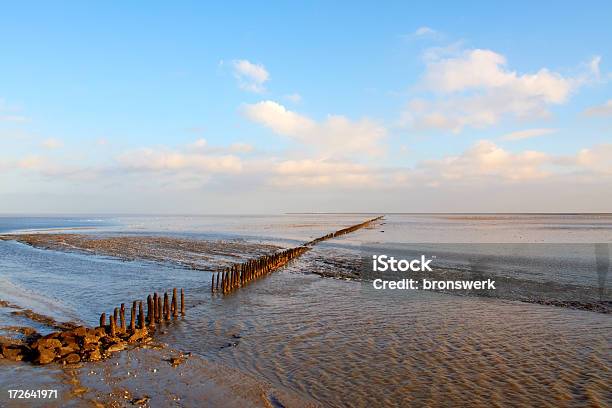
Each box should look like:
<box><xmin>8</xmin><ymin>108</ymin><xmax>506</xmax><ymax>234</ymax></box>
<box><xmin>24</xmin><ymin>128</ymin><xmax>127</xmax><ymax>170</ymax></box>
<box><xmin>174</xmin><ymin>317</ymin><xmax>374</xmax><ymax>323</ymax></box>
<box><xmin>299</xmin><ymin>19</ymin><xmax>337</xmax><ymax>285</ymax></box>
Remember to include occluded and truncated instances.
<box><xmin>164</xmin><ymin>292</ymin><xmax>170</xmax><ymax>320</ymax></box>
<box><xmin>130</xmin><ymin>303</ymin><xmax>136</xmax><ymax>332</ymax></box>
<box><xmin>157</xmin><ymin>296</ymin><xmax>162</xmax><ymax>322</ymax></box>
<box><xmin>211</xmin><ymin>274</ymin><xmax>215</xmax><ymax>293</ymax></box>
<box><xmin>146</xmin><ymin>295</ymin><xmax>152</xmax><ymax>323</ymax></box>
<box><xmin>109</xmin><ymin>315</ymin><xmax>116</xmax><ymax>337</ymax></box>
<box><xmin>172</xmin><ymin>288</ymin><xmax>178</xmax><ymax>318</ymax></box>
<box><xmin>113</xmin><ymin>307</ymin><xmax>119</xmax><ymax>330</ymax></box>
<box><xmin>100</xmin><ymin>312</ymin><xmax>106</xmax><ymax>329</ymax></box>
<box><xmin>180</xmin><ymin>288</ymin><xmax>185</xmax><ymax>316</ymax></box>
<box><xmin>138</xmin><ymin>301</ymin><xmax>145</xmax><ymax>329</ymax></box>
<box><xmin>153</xmin><ymin>293</ymin><xmax>159</xmax><ymax>322</ymax></box>
<box><xmin>120</xmin><ymin>303</ymin><xmax>126</xmax><ymax>332</ymax></box>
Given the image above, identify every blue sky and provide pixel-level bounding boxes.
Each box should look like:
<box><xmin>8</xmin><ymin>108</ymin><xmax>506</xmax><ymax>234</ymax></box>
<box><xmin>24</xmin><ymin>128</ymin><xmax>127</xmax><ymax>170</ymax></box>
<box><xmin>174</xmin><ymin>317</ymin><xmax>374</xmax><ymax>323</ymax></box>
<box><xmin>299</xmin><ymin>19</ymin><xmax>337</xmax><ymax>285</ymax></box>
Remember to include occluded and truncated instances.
<box><xmin>1</xmin><ymin>1</ymin><xmax>611</xmax><ymax>213</ymax></box>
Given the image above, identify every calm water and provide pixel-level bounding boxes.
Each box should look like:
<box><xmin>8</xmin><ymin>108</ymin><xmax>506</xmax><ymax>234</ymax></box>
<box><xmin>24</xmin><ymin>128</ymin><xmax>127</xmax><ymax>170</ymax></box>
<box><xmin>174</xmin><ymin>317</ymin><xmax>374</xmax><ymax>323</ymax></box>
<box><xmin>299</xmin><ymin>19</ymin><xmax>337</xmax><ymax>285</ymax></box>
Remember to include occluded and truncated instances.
<box><xmin>1</xmin><ymin>214</ymin><xmax>611</xmax><ymax>407</ymax></box>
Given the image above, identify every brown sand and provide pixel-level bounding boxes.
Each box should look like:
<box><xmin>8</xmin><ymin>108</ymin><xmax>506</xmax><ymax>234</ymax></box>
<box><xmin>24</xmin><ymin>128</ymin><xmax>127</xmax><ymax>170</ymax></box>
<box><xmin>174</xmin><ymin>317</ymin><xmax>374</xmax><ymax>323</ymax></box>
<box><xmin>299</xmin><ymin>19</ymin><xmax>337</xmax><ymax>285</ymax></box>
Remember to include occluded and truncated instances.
<box><xmin>0</xmin><ymin>234</ymin><xmax>282</xmax><ymax>272</ymax></box>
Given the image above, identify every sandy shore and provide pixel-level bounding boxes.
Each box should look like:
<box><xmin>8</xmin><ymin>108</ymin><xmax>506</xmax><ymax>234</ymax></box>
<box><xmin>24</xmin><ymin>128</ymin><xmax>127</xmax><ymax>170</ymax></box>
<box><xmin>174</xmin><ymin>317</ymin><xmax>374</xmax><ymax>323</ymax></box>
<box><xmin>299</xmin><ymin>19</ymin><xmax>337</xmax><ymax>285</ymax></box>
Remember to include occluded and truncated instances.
<box><xmin>1</xmin><ymin>345</ymin><xmax>317</xmax><ymax>408</ymax></box>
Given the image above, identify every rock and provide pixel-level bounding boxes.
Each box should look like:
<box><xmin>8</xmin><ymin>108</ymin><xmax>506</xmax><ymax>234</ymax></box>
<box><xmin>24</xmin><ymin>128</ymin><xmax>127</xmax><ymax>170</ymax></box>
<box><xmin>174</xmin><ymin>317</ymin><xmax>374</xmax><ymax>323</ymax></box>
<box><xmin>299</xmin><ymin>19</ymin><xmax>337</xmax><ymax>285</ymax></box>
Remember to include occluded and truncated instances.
<box><xmin>128</xmin><ymin>329</ymin><xmax>147</xmax><ymax>343</ymax></box>
<box><xmin>35</xmin><ymin>347</ymin><xmax>57</xmax><ymax>364</ymax></box>
<box><xmin>105</xmin><ymin>341</ymin><xmax>126</xmax><ymax>353</ymax></box>
<box><xmin>168</xmin><ymin>356</ymin><xmax>185</xmax><ymax>367</ymax></box>
<box><xmin>33</xmin><ymin>338</ymin><xmax>62</xmax><ymax>350</ymax></box>
<box><xmin>130</xmin><ymin>396</ymin><xmax>150</xmax><ymax>405</ymax></box>
<box><xmin>94</xmin><ymin>327</ymin><xmax>106</xmax><ymax>337</ymax></box>
<box><xmin>42</xmin><ymin>332</ymin><xmax>60</xmax><ymax>340</ymax></box>
<box><xmin>83</xmin><ymin>349</ymin><xmax>102</xmax><ymax>362</ymax></box>
<box><xmin>59</xmin><ymin>343</ymin><xmax>80</xmax><ymax>356</ymax></box>
<box><xmin>72</xmin><ymin>326</ymin><xmax>88</xmax><ymax>337</ymax></box>
<box><xmin>63</xmin><ymin>353</ymin><xmax>80</xmax><ymax>364</ymax></box>
<box><xmin>2</xmin><ymin>346</ymin><xmax>24</xmax><ymax>362</ymax></box>
<box><xmin>82</xmin><ymin>343</ymin><xmax>99</xmax><ymax>352</ymax></box>
<box><xmin>81</xmin><ymin>334</ymin><xmax>100</xmax><ymax>346</ymax></box>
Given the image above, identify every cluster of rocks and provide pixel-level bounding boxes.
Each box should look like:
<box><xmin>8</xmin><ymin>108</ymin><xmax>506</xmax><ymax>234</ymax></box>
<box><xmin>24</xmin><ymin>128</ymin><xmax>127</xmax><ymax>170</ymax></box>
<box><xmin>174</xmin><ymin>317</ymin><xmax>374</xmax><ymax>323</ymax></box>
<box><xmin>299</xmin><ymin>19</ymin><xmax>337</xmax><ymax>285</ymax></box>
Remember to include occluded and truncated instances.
<box><xmin>0</xmin><ymin>325</ymin><xmax>151</xmax><ymax>365</ymax></box>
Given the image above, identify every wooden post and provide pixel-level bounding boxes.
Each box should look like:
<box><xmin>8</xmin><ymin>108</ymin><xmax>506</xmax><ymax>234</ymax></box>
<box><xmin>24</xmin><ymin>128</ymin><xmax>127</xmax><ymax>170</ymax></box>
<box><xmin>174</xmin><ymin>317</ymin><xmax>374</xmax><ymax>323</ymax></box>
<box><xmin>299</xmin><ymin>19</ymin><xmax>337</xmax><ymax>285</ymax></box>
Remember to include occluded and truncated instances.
<box><xmin>153</xmin><ymin>293</ymin><xmax>159</xmax><ymax>322</ymax></box>
<box><xmin>211</xmin><ymin>274</ymin><xmax>215</xmax><ymax>293</ymax></box>
<box><xmin>113</xmin><ymin>307</ymin><xmax>119</xmax><ymax>330</ymax></box>
<box><xmin>100</xmin><ymin>313</ymin><xmax>106</xmax><ymax>329</ymax></box>
<box><xmin>120</xmin><ymin>303</ymin><xmax>126</xmax><ymax>332</ymax></box>
<box><xmin>157</xmin><ymin>295</ymin><xmax>162</xmax><ymax>322</ymax></box>
<box><xmin>180</xmin><ymin>288</ymin><xmax>185</xmax><ymax>316</ymax></box>
<box><xmin>138</xmin><ymin>301</ymin><xmax>145</xmax><ymax>329</ymax></box>
<box><xmin>164</xmin><ymin>292</ymin><xmax>170</xmax><ymax>320</ymax></box>
<box><xmin>110</xmin><ymin>315</ymin><xmax>116</xmax><ymax>337</ymax></box>
<box><xmin>172</xmin><ymin>288</ymin><xmax>178</xmax><ymax>318</ymax></box>
<box><xmin>147</xmin><ymin>295</ymin><xmax>152</xmax><ymax>323</ymax></box>
<box><xmin>130</xmin><ymin>303</ymin><xmax>136</xmax><ymax>332</ymax></box>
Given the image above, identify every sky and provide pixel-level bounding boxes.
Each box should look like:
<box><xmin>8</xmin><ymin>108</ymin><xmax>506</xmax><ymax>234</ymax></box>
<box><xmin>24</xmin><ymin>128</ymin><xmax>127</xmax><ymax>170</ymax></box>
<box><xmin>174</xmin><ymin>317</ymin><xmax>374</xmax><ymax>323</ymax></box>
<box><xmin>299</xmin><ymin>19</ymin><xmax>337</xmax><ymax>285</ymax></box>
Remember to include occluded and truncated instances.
<box><xmin>1</xmin><ymin>1</ymin><xmax>611</xmax><ymax>214</ymax></box>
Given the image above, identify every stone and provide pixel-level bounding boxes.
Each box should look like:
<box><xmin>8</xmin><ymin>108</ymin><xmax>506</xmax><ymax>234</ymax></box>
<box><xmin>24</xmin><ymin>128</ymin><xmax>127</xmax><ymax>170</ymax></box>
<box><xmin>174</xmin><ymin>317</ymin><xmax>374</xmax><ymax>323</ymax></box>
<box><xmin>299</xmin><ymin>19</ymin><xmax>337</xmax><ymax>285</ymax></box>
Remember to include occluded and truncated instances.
<box><xmin>64</xmin><ymin>353</ymin><xmax>81</xmax><ymax>364</ymax></box>
<box><xmin>105</xmin><ymin>341</ymin><xmax>126</xmax><ymax>353</ymax></box>
<box><xmin>42</xmin><ymin>332</ymin><xmax>60</xmax><ymax>340</ymax></box>
<box><xmin>35</xmin><ymin>347</ymin><xmax>57</xmax><ymax>364</ymax></box>
<box><xmin>82</xmin><ymin>343</ymin><xmax>99</xmax><ymax>352</ymax></box>
<box><xmin>59</xmin><ymin>344</ymin><xmax>79</xmax><ymax>356</ymax></box>
<box><xmin>83</xmin><ymin>349</ymin><xmax>102</xmax><ymax>362</ymax></box>
<box><xmin>34</xmin><ymin>338</ymin><xmax>62</xmax><ymax>350</ymax></box>
<box><xmin>94</xmin><ymin>327</ymin><xmax>106</xmax><ymax>337</ymax></box>
<box><xmin>128</xmin><ymin>329</ymin><xmax>147</xmax><ymax>343</ymax></box>
<box><xmin>81</xmin><ymin>334</ymin><xmax>99</xmax><ymax>346</ymax></box>
<box><xmin>72</xmin><ymin>326</ymin><xmax>88</xmax><ymax>337</ymax></box>
<box><xmin>2</xmin><ymin>346</ymin><xmax>24</xmax><ymax>362</ymax></box>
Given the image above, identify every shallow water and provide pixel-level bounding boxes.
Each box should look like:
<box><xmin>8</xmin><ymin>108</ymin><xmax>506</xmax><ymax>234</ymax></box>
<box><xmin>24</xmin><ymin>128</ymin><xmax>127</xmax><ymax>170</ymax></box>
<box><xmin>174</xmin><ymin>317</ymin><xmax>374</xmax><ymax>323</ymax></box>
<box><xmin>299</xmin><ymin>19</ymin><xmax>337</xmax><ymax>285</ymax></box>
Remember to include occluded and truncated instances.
<box><xmin>1</xmin><ymin>214</ymin><xmax>611</xmax><ymax>407</ymax></box>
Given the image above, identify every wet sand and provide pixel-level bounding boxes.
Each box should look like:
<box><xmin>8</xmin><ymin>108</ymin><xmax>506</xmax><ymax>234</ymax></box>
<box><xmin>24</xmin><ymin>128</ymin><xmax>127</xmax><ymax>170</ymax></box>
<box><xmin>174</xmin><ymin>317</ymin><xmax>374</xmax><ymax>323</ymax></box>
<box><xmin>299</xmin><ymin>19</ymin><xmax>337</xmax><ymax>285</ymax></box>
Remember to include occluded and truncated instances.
<box><xmin>1</xmin><ymin>346</ymin><xmax>316</xmax><ymax>408</ymax></box>
<box><xmin>0</xmin><ymin>234</ymin><xmax>282</xmax><ymax>272</ymax></box>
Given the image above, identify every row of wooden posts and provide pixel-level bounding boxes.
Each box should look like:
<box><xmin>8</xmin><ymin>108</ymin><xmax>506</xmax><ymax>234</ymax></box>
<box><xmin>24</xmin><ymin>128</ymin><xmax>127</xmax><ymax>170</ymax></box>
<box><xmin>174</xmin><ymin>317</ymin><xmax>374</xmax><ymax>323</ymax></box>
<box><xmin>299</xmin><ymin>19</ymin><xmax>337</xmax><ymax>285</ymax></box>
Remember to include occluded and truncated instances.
<box><xmin>212</xmin><ymin>216</ymin><xmax>384</xmax><ymax>295</ymax></box>
<box><xmin>98</xmin><ymin>288</ymin><xmax>185</xmax><ymax>336</ymax></box>
<box><xmin>212</xmin><ymin>246</ymin><xmax>309</xmax><ymax>295</ymax></box>
<box><xmin>305</xmin><ymin>216</ymin><xmax>384</xmax><ymax>246</ymax></box>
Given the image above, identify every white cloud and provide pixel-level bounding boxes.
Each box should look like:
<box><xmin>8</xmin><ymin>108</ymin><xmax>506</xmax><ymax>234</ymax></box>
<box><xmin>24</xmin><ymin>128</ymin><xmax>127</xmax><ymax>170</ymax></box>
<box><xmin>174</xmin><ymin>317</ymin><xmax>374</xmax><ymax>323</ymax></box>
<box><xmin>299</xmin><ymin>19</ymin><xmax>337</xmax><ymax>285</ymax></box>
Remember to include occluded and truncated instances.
<box><xmin>404</xmin><ymin>48</ymin><xmax>599</xmax><ymax>132</ymax></box>
<box><xmin>419</xmin><ymin>140</ymin><xmax>551</xmax><ymax>182</ymax></box>
<box><xmin>414</xmin><ymin>26</ymin><xmax>437</xmax><ymax>37</ymax></box>
<box><xmin>232</xmin><ymin>60</ymin><xmax>270</xmax><ymax>93</ymax></box>
<box><xmin>117</xmin><ymin>148</ymin><xmax>243</xmax><ymax>174</ymax></box>
<box><xmin>41</xmin><ymin>138</ymin><xmax>63</xmax><ymax>149</ymax></box>
<box><xmin>584</xmin><ymin>99</ymin><xmax>612</xmax><ymax>116</ymax></box>
<box><xmin>270</xmin><ymin>159</ymin><xmax>378</xmax><ymax>188</ymax></box>
<box><xmin>243</xmin><ymin>100</ymin><xmax>386</xmax><ymax>157</ymax></box>
<box><xmin>229</xmin><ymin>142</ymin><xmax>254</xmax><ymax>153</ymax></box>
<box><xmin>500</xmin><ymin>128</ymin><xmax>557</xmax><ymax>141</ymax></box>
<box><xmin>191</xmin><ymin>138</ymin><xmax>208</xmax><ymax>149</ymax></box>
<box><xmin>574</xmin><ymin>144</ymin><xmax>612</xmax><ymax>174</ymax></box>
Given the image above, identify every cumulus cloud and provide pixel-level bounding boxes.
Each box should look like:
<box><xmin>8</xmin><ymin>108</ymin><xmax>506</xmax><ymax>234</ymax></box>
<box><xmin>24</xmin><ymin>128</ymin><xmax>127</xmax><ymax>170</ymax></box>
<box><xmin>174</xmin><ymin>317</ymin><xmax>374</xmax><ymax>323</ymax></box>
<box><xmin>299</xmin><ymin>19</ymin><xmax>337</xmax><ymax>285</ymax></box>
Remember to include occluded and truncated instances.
<box><xmin>583</xmin><ymin>99</ymin><xmax>612</xmax><ymax>116</ymax></box>
<box><xmin>419</xmin><ymin>140</ymin><xmax>551</xmax><ymax>182</ymax></box>
<box><xmin>232</xmin><ymin>60</ymin><xmax>270</xmax><ymax>93</ymax></box>
<box><xmin>404</xmin><ymin>48</ymin><xmax>600</xmax><ymax>132</ymax></box>
<box><xmin>500</xmin><ymin>128</ymin><xmax>557</xmax><ymax>141</ymax></box>
<box><xmin>243</xmin><ymin>100</ymin><xmax>386</xmax><ymax>157</ymax></box>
